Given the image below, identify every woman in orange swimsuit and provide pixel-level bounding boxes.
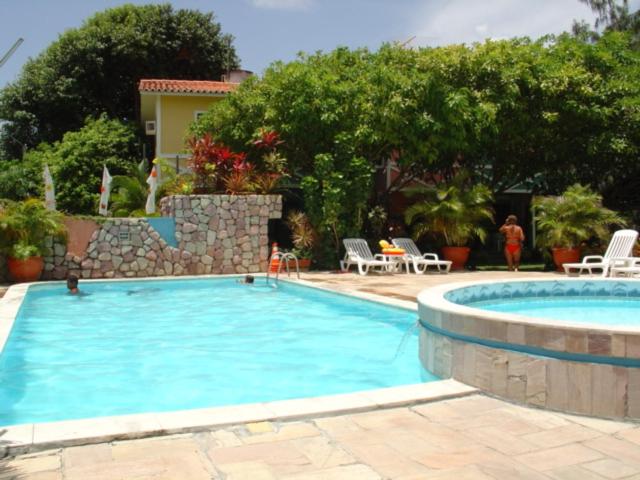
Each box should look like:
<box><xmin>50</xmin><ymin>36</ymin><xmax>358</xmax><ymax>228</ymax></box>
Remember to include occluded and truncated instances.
<box><xmin>499</xmin><ymin>215</ymin><xmax>525</xmax><ymax>271</ymax></box>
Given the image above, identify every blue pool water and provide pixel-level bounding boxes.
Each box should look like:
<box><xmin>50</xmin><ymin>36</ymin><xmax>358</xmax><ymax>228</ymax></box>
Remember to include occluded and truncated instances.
<box><xmin>0</xmin><ymin>279</ymin><xmax>434</xmax><ymax>426</ymax></box>
<box><xmin>472</xmin><ymin>297</ymin><xmax>640</xmax><ymax>326</ymax></box>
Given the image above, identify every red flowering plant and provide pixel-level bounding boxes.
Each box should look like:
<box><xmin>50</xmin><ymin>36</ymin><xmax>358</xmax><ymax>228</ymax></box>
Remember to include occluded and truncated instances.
<box><xmin>249</xmin><ymin>129</ymin><xmax>288</xmax><ymax>194</ymax></box>
<box><xmin>188</xmin><ymin>133</ymin><xmax>250</xmax><ymax>193</ymax></box>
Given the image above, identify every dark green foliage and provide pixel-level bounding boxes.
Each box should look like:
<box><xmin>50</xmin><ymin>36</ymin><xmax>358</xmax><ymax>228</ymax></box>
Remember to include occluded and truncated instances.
<box><xmin>0</xmin><ymin>3</ymin><xmax>238</xmax><ymax>159</ymax></box>
<box><xmin>0</xmin><ymin>199</ymin><xmax>67</xmax><ymax>259</ymax></box>
<box><xmin>404</xmin><ymin>173</ymin><xmax>495</xmax><ymax>247</ymax></box>
<box><xmin>533</xmin><ymin>184</ymin><xmax>626</xmax><ymax>249</ymax></box>
<box><xmin>12</xmin><ymin>116</ymin><xmax>140</xmax><ymax>215</ymax></box>
<box><xmin>193</xmin><ymin>33</ymin><xmax>640</xmax><ymax>262</ymax></box>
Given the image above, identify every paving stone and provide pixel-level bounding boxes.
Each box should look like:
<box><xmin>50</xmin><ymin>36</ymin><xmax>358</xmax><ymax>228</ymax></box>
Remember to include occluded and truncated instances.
<box><xmin>515</xmin><ymin>444</ymin><xmax>604</xmax><ymax>471</ymax></box>
<box><xmin>62</xmin><ymin>443</ymin><xmax>112</xmax><ymax>469</ymax></box>
<box><xmin>246</xmin><ymin>421</ymin><xmax>273</xmax><ymax>435</ymax></box>
<box><xmin>243</xmin><ymin>423</ymin><xmax>321</xmax><ymax>444</ymax></box>
<box><xmin>215</xmin><ymin>460</ymin><xmax>277</xmax><ymax>480</ymax></box>
<box><xmin>280</xmin><ymin>464</ymin><xmax>382</xmax><ymax>480</ymax></box>
<box><xmin>1</xmin><ymin>454</ymin><xmax>60</xmax><ymax>477</ymax></box>
<box><xmin>583</xmin><ymin>436</ymin><xmax>640</xmax><ymax>468</ymax></box>
<box><xmin>581</xmin><ymin>458</ymin><xmax>640</xmax><ymax>479</ymax></box>
<box><xmin>522</xmin><ymin>424</ymin><xmax>603</xmax><ymax>448</ymax></box>
<box><xmin>546</xmin><ymin>465</ymin><xmax>609</xmax><ymax>480</ymax></box>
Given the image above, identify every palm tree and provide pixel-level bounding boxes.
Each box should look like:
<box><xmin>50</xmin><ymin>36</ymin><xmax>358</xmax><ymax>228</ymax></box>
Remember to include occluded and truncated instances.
<box><xmin>404</xmin><ymin>173</ymin><xmax>494</xmax><ymax>247</ymax></box>
<box><xmin>533</xmin><ymin>184</ymin><xmax>626</xmax><ymax>249</ymax></box>
<box><xmin>110</xmin><ymin>161</ymin><xmax>150</xmax><ymax>217</ymax></box>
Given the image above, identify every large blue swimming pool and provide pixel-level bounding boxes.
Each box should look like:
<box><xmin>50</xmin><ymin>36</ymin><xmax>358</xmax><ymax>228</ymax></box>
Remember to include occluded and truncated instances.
<box><xmin>0</xmin><ymin>278</ymin><xmax>435</xmax><ymax>426</ymax></box>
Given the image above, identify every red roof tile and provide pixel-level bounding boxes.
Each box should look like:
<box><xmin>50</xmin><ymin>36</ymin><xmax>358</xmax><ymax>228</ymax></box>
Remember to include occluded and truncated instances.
<box><xmin>138</xmin><ymin>79</ymin><xmax>238</xmax><ymax>94</ymax></box>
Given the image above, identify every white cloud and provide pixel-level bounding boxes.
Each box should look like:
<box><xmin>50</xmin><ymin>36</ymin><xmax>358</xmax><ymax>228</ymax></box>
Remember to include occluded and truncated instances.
<box><xmin>250</xmin><ymin>0</ymin><xmax>313</xmax><ymax>10</ymax></box>
<box><xmin>410</xmin><ymin>0</ymin><xmax>598</xmax><ymax>47</ymax></box>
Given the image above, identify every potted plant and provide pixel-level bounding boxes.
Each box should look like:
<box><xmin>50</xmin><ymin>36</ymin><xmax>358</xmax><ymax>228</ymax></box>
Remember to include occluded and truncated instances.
<box><xmin>0</xmin><ymin>199</ymin><xmax>67</xmax><ymax>282</ymax></box>
<box><xmin>404</xmin><ymin>173</ymin><xmax>494</xmax><ymax>270</ymax></box>
<box><xmin>285</xmin><ymin>210</ymin><xmax>317</xmax><ymax>271</ymax></box>
<box><xmin>532</xmin><ymin>184</ymin><xmax>626</xmax><ymax>271</ymax></box>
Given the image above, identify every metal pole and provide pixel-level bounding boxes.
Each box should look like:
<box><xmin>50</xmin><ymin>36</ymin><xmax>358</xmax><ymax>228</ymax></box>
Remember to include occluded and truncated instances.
<box><xmin>0</xmin><ymin>38</ymin><xmax>24</xmax><ymax>69</ymax></box>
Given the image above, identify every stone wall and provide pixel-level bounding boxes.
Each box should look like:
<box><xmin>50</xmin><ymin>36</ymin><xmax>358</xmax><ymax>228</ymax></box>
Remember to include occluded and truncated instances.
<box><xmin>160</xmin><ymin>194</ymin><xmax>282</xmax><ymax>274</ymax></box>
<box><xmin>35</xmin><ymin>194</ymin><xmax>282</xmax><ymax>281</ymax></box>
<box><xmin>420</xmin><ymin>328</ymin><xmax>640</xmax><ymax>420</ymax></box>
<box><xmin>42</xmin><ymin>218</ymin><xmax>189</xmax><ymax>280</ymax></box>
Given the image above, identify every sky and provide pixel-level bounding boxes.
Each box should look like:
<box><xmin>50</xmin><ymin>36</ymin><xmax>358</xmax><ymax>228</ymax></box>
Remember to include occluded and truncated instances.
<box><xmin>0</xmin><ymin>0</ymin><xmax>606</xmax><ymax>88</ymax></box>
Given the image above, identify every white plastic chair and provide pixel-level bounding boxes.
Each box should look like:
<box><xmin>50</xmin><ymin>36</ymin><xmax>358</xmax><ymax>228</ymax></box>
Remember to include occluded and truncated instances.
<box><xmin>610</xmin><ymin>258</ymin><xmax>640</xmax><ymax>278</ymax></box>
<box><xmin>340</xmin><ymin>238</ymin><xmax>394</xmax><ymax>275</ymax></box>
<box><xmin>392</xmin><ymin>238</ymin><xmax>452</xmax><ymax>274</ymax></box>
<box><xmin>563</xmin><ymin>229</ymin><xmax>639</xmax><ymax>277</ymax></box>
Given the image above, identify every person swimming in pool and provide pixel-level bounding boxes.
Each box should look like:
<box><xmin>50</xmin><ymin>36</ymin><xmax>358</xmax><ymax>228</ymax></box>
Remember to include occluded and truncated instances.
<box><xmin>499</xmin><ymin>215</ymin><xmax>525</xmax><ymax>272</ymax></box>
<box><xmin>237</xmin><ymin>275</ymin><xmax>255</xmax><ymax>284</ymax></box>
<box><xmin>66</xmin><ymin>274</ymin><xmax>80</xmax><ymax>294</ymax></box>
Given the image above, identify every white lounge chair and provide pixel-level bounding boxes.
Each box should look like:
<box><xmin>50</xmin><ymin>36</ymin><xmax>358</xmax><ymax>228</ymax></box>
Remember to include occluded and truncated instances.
<box><xmin>340</xmin><ymin>238</ymin><xmax>395</xmax><ymax>275</ymax></box>
<box><xmin>392</xmin><ymin>237</ymin><xmax>452</xmax><ymax>274</ymax></box>
<box><xmin>563</xmin><ymin>229</ymin><xmax>639</xmax><ymax>277</ymax></box>
<box><xmin>610</xmin><ymin>257</ymin><xmax>640</xmax><ymax>278</ymax></box>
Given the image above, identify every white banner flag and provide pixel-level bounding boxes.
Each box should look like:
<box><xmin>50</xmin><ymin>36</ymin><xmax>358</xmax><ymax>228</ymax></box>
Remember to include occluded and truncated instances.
<box><xmin>98</xmin><ymin>165</ymin><xmax>113</xmax><ymax>216</ymax></box>
<box><xmin>43</xmin><ymin>164</ymin><xmax>56</xmax><ymax>211</ymax></box>
<box><xmin>145</xmin><ymin>165</ymin><xmax>158</xmax><ymax>214</ymax></box>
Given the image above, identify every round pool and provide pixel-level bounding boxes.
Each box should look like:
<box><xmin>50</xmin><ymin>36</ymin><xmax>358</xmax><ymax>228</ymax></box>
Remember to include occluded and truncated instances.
<box><xmin>417</xmin><ymin>278</ymin><xmax>640</xmax><ymax>420</ymax></box>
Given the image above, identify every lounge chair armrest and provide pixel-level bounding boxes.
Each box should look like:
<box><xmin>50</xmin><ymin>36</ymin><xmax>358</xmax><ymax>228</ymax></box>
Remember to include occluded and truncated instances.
<box><xmin>373</xmin><ymin>254</ymin><xmax>387</xmax><ymax>261</ymax></box>
<box><xmin>609</xmin><ymin>257</ymin><xmax>637</xmax><ymax>267</ymax></box>
<box><xmin>581</xmin><ymin>255</ymin><xmax>604</xmax><ymax>263</ymax></box>
<box><xmin>422</xmin><ymin>253</ymin><xmax>439</xmax><ymax>261</ymax></box>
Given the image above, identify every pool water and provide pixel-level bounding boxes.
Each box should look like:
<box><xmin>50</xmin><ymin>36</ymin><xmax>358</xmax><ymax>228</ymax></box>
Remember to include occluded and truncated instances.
<box><xmin>472</xmin><ymin>297</ymin><xmax>640</xmax><ymax>326</ymax></box>
<box><xmin>0</xmin><ymin>278</ymin><xmax>434</xmax><ymax>426</ymax></box>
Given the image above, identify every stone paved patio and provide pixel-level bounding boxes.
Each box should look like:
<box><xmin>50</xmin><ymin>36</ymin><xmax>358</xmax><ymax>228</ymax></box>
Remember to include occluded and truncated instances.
<box><xmin>2</xmin><ymin>271</ymin><xmax>639</xmax><ymax>479</ymax></box>
<box><xmin>1</xmin><ymin>394</ymin><xmax>639</xmax><ymax>479</ymax></box>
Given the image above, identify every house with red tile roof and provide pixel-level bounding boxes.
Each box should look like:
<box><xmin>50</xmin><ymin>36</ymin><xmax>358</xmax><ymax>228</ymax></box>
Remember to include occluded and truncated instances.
<box><xmin>139</xmin><ymin>71</ymin><xmax>250</xmax><ymax>170</ymax></box>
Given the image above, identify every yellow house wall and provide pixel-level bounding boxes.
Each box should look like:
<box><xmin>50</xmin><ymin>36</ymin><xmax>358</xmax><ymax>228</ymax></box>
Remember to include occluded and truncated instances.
<box><xmin>159</xmin><ymin>95</ymin><xmax>224</xmax><ymax>156</ymax></box>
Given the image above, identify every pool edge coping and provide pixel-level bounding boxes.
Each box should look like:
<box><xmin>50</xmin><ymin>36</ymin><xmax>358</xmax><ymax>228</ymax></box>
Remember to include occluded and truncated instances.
<box><xmin>0</xmin><ymin>379</ymin><xmax>477</xmax><ymax>456</ymax></box>
<box><xmin>0</xmin><ymin>273</ymin><xmax>448</xmax><ymax>456</ymax></box>
<box><xmin>417</xmin><ymin>276</ymin><xmax>640</xmax><ymax>335</ymax></box>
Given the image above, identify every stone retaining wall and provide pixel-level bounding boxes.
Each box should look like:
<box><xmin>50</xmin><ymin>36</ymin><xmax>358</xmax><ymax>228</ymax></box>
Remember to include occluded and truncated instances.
<box><xmin>36</xmin><ymin>194</ymin><xmax>282</xmax><ymax>281</ymax></box>
<box><xmin>42</xmin><ymin>218</ymin><xmax>189</xmax><ymax>280</ymax></box>
<box><xmin>160</xmin><ymin>194</ymin><xmax>282</xmax><ymax>274</ymax></box>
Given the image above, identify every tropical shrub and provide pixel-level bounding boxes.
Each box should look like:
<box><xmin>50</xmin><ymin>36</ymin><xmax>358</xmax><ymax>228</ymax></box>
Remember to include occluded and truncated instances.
<box><xmin>532</xmin><ymin>184</ymin><xmax>626</xmax><ymax>249</ymax></box>
<box><xmin>285</xmin><ymin>210</ymin><xmax>317</xmax><ymax>259</ymax></box>
<box><xmin>187</xmin><ymin>129</ymin><xmax>287</xmax><ymax>194</ymax></box>
<box><xmin>404</xmin><ymin>173</ymin><xmax>495</xmax><ymax>247</ymax></box>
<box><xmin>0</xmin><ymin>199</ymin><xmax>66</xmax><ymax>259</ymax></box>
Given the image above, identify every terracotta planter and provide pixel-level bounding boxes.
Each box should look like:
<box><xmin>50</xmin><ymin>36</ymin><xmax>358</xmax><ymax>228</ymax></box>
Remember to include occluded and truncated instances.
<box><xmin>441</xmin><ymin>246</ymin><xmax>471</xmax><ymax>270</ymax></box>
<box><xmin>287</xmin><ymin>258</ymin><xmax>311</xmax><ymax>272</ymax></box>
<box><xmin>7</xmin><ymin>256</ymin><xmax>44</xmax><ymax>283</ymax></box>
<box><xmin>551</xmin><ymin>247</ymin><xmax>581</xmax><ymax>272</ymax></box>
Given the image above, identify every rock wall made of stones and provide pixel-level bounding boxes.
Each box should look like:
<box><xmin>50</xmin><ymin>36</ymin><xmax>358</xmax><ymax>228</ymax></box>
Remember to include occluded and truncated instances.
<box><xmin>160</xmin><ymin>194</ymin><xmax>282</xmax><ymax>275</ymax></box>
<box><xmin>42</xmin><ymin>218</ymin><xmax>189</xmax><ymax>280</ymax></box>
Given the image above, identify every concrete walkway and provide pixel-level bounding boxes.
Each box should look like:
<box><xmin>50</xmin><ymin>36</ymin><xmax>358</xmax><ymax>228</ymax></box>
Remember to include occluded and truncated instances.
<box><xmin>2</xmin><ymin>394</ymin><xmax>639</xmax><ymax>479</ymax></box>
<box><xmin>2</xmin><ymin>271</ymin><xmax>640</xmax><ymax>479</ymax></box>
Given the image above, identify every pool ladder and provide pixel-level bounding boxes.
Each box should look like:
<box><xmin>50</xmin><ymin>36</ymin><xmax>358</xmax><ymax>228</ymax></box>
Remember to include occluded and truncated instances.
<box><xmin>266</xmin><ymin>251</ymin><xmax>300</xmax><ymax>284</ymax></box>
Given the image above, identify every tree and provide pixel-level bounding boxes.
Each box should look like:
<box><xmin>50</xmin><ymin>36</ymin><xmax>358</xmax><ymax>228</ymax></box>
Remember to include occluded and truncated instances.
<box><xmin>579</xmin><ymin>0</ymin><xmax>640</xmax><ymax>34</ymax></box>
<box><xmin>194</xmin><ymin>35</ymin><xmax>640</xmax><ymax>261</ymax></box>
<box><xmin>25</xmin><ymin>116</ymin><xmax>140</xmax><ymax>214</ymax></box>
<box><xmin>0</xmin><ymin>3</ymin><xmax>238</xmax><ymax>159</ymax></box>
